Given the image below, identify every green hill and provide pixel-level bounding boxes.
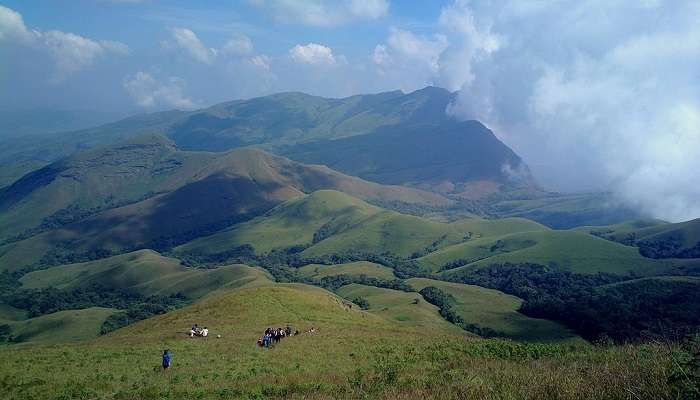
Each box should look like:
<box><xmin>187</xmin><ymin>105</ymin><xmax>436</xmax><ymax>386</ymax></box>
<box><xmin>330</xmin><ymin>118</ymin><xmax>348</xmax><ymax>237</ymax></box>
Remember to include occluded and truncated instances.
<box><xmin>0</xmin><ymin>283</ymin><xmax>681</xmax><ymax>399</ymax></box>
<box><xmin>575</xmin><ymin>219</ymin><xmax>668</xmax><ymax>239</ymax></box>
<box><xmin>298</xmin><ymin>261</ymin><xmax>397</xmax><ymax>280</ymax></box>
<box><xmin>3</xmin><ymin>307</ymin><xmax>118</xmax><ymax>344</ymax></box>
<box><xmin>0</xmin><ymin>135</ymin><xmax>448</xmax><ymax>243</ymax></box>
<box><xmin>299</xmin><ymin>209</ymin><xmax>546</xmax><ymax>260</ymax></box>
<box><xmin>19</xmin><ymin>250</ymin><xmax>272</xmax><ymax>299</ymax></box>
<box><xmin>421</xmin><ymin>230</ymin><xmax>671</xmax><ymax>275</ymax></box>
<box><xmin>300</xmin><ymin>211</ymin><xmax>470</xmax><ymax>258</ymax></box>
<box><xmin>406</xmin><ymin>278</ymin><xmax>579</xmax><ymax>342</ymax></box>
<box><xmin>582</xmin><ymin>218</ymin><xmax>700</xmax><ymax>259</ymax></box>
<box><xmin>0</xmin><ymin>140</ymin><xmax>449</xmax><ymax>271</ymax></box>
<box><xmin>177</xmin><ymin>190</ymin><xmax>548</xmax><ymax>262</ymax></box>
<box><xmin>335</xmin><ymin>283</ymin><xmax>464</xmax><ymax>334</ymax></box>
<box><xmin>178</xmin><ymin>190</ymin><xmax>382</xmax><ymax>255</ymax></box>
<box><xmin>488</xmin><ymin>193</ymin><xmax>641</xmax><ymax>229</ymax></box>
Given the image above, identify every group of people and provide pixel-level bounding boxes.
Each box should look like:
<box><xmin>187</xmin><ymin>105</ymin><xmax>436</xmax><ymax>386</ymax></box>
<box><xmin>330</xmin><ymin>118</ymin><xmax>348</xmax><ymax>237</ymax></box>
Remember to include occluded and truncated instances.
<box><xmin>256</xmin><ymin>326</ymin><xmax>319</xmax><ymax>348</ymax></box>
<box><xmin>257</xmin><ymin>326</ymin><xmax>299</xmax><ymax>348</ymax></box>
<box><xmin>189</xmin><ymin>324</ymin><xmax>209</xmax><ymax>337</ymax></box>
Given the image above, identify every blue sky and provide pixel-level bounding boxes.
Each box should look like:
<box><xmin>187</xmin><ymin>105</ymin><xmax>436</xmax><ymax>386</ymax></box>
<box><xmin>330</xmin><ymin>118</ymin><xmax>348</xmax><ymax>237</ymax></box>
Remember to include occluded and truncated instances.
<box><xmin>1</xmin><ymin>0</ymin><xmax>699</xmax><ymax>220</ymax></box>
<box><xmin>0</xmin><ymin>0</ymin><xmax>453</xmax><ymax>112</ymax></box>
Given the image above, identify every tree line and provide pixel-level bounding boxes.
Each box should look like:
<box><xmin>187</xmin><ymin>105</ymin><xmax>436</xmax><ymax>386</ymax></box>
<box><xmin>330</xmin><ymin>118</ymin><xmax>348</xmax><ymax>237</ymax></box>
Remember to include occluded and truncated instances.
<box><xmin>448</xmin><ymin>263</ymin><xmax>700</xmax><ymax>342</ymax></box>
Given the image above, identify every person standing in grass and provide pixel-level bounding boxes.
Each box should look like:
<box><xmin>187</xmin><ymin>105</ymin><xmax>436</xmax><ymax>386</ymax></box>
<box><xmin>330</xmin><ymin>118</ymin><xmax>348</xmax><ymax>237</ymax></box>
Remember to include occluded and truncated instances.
<box><xmin>162</xmin><ymin>350</ymin><xmax>171</xmax><ymax>371</ymax></box>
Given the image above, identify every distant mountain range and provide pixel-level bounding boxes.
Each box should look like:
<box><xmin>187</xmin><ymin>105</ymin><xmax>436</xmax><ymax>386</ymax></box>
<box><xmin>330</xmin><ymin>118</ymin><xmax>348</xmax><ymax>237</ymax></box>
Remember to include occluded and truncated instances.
<box><xmin>1</xmin><ymin>87</ymin><xmax>699</xmax><ymax>353</ymax></box>
<box><xmin>0</xmin><ymin>87</ymin><xmax>533</xmax><ymax>198</ymax></box>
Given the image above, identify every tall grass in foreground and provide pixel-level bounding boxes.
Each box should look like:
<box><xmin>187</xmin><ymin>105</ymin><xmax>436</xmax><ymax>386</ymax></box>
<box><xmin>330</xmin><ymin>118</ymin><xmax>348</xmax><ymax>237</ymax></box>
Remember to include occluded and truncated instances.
<box><xmin>1</xmin><ymin>337</ymin><xmax>697</xmax><ymax>399</ymax></box>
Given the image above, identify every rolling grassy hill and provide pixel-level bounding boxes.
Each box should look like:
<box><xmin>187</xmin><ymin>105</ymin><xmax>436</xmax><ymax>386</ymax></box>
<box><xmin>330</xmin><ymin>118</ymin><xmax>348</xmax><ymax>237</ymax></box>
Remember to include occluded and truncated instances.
<box><xmin>0</xmin><ymin>134</ymin><xmax>449</xmax><ymax>243</ymax></box>
<box><xmin>3</xmin><ymin>307</ymin><xmax>118</xmax><ymax>345</ymax></box>
<box><xmin>488</xmin><ymin>192</ymin><xmax>641</xmax><ymax>229</ymax></box>
<box><xmin>574</xmin><ymin>219</ymin><xmax>668</xmax><ymax>238</ymax></box>
<box><xmin>335</xmin><ymin>283</ymin><xmax>464</xmax><ymax>334</ymax></box>
<box><xmin>298</xmin><ymin>261</ymin><xmax>397</xmax><ymax>280</ymax></box>
<box><xmin>176</xmin><ymin>190</ymin><xmax>548</xmax><ymax>261</ymax></box>
<box><xmin>177</xmin><ymin>190</ymin><xmax>382</xmax><ymax>255</ymax></box>
<box><xmin>406</xmin><ymin>278</ymin><xmax>579</xmax><ymax>342</ymax></box>
<box><xmin>19</xmin><ymin>250</ymin><xmax>273</xmax><ymax>299</ymax></box>
<box><xmin>0</xmin><ymin>139</ymin><xmax>450</xmax><ymax>271</ymax></box>
<box><xmin>421</xmin><ymin>230</ymin><xmax>673</xmax><ymax>275</ymax></box>
<box><xmin>581</xmin><ymin>218</ymin><xmax>700</xmax><ymax>259</ymax></box>
<box><xmin>299</xmin><ymin>211</ymin><xmax>472</xmax><ymax>258</ymax></box>
<box><xmin>0</xmin><ymin>282</ymin><xmax>682</xmax><ymax>399</ymax></box>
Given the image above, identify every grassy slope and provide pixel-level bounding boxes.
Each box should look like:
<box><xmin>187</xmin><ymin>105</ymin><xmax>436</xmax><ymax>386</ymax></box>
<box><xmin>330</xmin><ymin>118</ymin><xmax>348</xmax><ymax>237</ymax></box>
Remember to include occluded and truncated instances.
<box><xmin>177</xmin><ymin>191</ymin><xmax>544</xmax><ymax>259</ymax></box>
<box><xmin>0</xmin><ymin>135</ymin><xmax>205</xmax><ymax>240</ymax></box>
<box><xmin>0</xmin><ymin>145</ymin><xmax>449</xmax><ymax>271</ymax></box>
<box><xmin>301</xmin><ymin>214</ymin><xmax>545</xmax><ymax>259</ymax></box>
<box><xmin>406</xmin><ymin>278</ymin><xmax>580</xmax><ymax>343</ymax></box>
<box><xmin>574</xmin><ymin>219</ymin><xmax>669</xmax><ymax>236</ymax></box>
<box><xmin>490</xmin><ymin>193</ymin><xmax>640</xmax><ymax>229</ymax></box>
<box><xmin>20</xmin><ymin>250</ymin><xmax>272</xmax><ymax>299</ymax></box>
<box><xmin>300</xmin><ymin>211</ymin><xmax>461</xmax><ymax>257</ymax></box>
<box><xmin>6</xmin><ymin>307</ymin><xmax>118</xmax><ymax>344</ymax></box>
<box><xmin>0</xmin><ymin>303</ymin><xmax>28</xmax><ymax>323</ymax></box>
<box><xmin>335</xmin><ymin>283</ymin><xmax>464</xmax><ymax>334</ymax></box>
<box><xmin>0</xmin><ymin>283</ymin><xmax>678</xmax><ymax>399</ymax></box>
<box><xmin>627</xmin><ymin>218</ymin><xmax>700</xmax><ymax>248</ymax></box>
<box><xmin>423</xmin><ymin>230</ymin><xmax>672</xmax><ymax>275</ymax></box>
<box><xmin>298</xmin><ymin>261</ymin><xmax>397</xmax><ymax>280</ymax></box>
<box><xmin>581</xmin><ymin>218</ymin><xmax>700</xmax><ymax>250</ymax></box>
<box><xmin>177</xmin><ymin>190</ymin><xmax>382</xmax><ymax>254</ymax></box>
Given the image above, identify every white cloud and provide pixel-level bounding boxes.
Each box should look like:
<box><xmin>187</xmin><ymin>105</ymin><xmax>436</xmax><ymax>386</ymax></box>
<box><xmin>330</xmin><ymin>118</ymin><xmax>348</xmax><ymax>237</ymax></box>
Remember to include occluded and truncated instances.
<box><xmin>440</xmin><ymin>0</ymin><xmax>700</xmax><ymax>221</ymax></box>
<box><xmin>0</xmin><ymin>5</ymin><xmax>34</xmax><ymax>42</ymax></box>
<box><xmin>169</xmin><ymin>27</ymin><xmax>216</xmax><ymax>64</ymax></box>
<box><xmin>289</xmin><ymin>43</ymin><xmax>336</xmax><ymax>65</ymax></box>
<box><xmin>251</xmin><ymin>0</ymin><xmax>389</xmax><ymax>27</ymax></box>
<box><xmin>436</xmin><ymin>0</ymin><xmax>501</xmax><ymax>91</ymax></box>
<box><xmin>221</xmin><ymin>35</ymin><xmax>253</xmax><ymax>56</ymax></box>
<box><xmin>349</xmin><ymin>0</ymin><xmax>389</xmax><ymax>19</ymax></box>
<box><xmin>385</xmin><ymin>28</ymin><xmax>447</xmax><ymax>71</ymax></box>
<box><xmin>368</xmin><ymin>29</ymin><xmax>447</xmax><ymax>91</ymax></box>
<box><xmin>123</xmin><ymin>71</ymin><xmax>198</xmax><ymax>109</ymax></box>
<box><xmin>100</xmin><ymin>40</ymin><xmax>131</xmax><ymax>55</ymax></box>
<box><xmin>371</xmin><ymin>44</ymin><xmax>391</xmax><ymax>66</ymax></box>
<box><xmin>42</xmin><ymin>31</ymin><xmax>105</xmax><ymax>76</ymax></box>
<box><xmin>0</xmin><ymin>6</ymin><xmax>129</xmax><ymax>82</ymax></box>
<box><xmin>249</xmin><ymin>54</ymin><xmax>270</xmax><ymax>70</ymax></box>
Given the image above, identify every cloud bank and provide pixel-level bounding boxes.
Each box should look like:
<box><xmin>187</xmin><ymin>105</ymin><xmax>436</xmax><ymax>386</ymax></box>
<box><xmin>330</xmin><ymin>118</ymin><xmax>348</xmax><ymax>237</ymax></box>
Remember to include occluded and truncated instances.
<box><xmin>445</xmin><ymin>0</ymin><xmax>700</xmax><ymax>222</ymax></box>
<box><xmin>365</xmin><ymin>0</ymin><xmax>700</xmax><ymax>221</ymax></box>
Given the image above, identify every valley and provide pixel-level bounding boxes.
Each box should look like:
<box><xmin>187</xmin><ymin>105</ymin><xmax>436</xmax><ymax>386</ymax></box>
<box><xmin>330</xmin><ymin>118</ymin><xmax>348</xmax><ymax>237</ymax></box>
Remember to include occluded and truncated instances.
<box><xmin>0</xmin><ymin>88</ymin><xmax>698</xmax><ymax>400</ymax></box>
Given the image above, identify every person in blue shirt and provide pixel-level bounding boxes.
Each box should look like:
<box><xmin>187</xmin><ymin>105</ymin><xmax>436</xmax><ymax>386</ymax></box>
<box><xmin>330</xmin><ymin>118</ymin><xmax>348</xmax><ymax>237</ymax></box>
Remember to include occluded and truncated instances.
<box><xmin>162</xmin><ymin>349</ymin><xmax>171</xmax><ymax>371</ymax></box>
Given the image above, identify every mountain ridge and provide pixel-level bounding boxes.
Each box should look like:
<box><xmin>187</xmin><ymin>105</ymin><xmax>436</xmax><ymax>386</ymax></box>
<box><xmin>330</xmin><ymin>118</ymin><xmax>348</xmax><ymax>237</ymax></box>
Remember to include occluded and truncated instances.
<box><xmin>0</xmin><ymin>87</ymin><xmax>535</xmax><ymax>199</ymax></box>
